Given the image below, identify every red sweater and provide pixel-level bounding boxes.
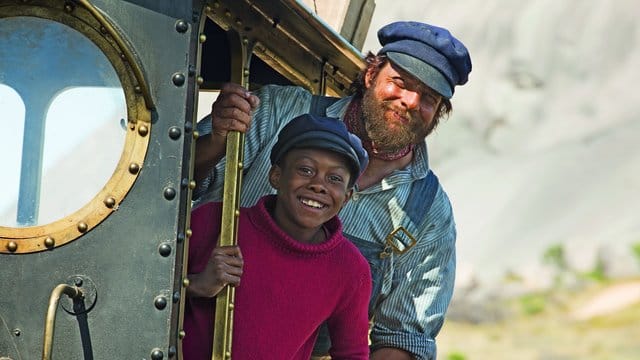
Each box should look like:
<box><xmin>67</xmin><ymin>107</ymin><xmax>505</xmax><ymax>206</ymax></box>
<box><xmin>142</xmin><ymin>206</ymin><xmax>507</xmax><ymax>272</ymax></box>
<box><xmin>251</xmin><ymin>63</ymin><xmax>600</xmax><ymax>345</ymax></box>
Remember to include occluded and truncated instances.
<box><xmin>183</xmin><ymin>195</ymin><xmax>372</xmax><ymax>360</ymax></box>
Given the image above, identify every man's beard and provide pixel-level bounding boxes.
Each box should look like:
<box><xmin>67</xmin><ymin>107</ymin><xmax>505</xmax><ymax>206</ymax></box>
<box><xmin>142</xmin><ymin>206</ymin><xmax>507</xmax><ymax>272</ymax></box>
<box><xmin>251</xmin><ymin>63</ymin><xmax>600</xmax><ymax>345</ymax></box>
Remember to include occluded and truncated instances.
<box><xmin>361</xmin><ymin>88</ymin><xmax>430</xmax><ymax>153</ymax></box>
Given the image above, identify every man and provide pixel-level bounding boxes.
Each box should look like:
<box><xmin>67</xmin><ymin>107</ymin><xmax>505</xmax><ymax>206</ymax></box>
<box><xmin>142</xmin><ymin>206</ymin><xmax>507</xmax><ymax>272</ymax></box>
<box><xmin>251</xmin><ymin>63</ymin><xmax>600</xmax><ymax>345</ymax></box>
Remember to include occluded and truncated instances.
<box><xmin>192</xmin><ymin>21</ymin><xmax>472</xmax><ymax>360</ymax></box>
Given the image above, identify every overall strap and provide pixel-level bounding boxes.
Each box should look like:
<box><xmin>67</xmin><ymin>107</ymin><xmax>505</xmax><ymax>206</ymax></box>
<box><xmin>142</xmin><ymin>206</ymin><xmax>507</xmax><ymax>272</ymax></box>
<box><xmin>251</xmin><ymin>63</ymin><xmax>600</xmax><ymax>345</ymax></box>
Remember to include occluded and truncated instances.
<box><xmin>405</xmin><ymin>171</ymin><xmax>439</xmax><ymax>225</ymax></box>
<box><xmin>309</xmin><ymin>94</ymin><xmax>340</xmax><ymax>116</ymax></box>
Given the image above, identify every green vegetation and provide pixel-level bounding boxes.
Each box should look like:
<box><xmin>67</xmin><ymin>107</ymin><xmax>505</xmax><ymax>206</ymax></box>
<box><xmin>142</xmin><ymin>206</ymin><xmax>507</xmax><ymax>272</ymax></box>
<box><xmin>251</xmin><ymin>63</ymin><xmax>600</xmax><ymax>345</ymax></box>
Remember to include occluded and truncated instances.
<box><xmin>519</xmin><ymin>293</ymin><xmax>547</xmax><ymax>315</ymax></box>
<box><xmin>445</xmin><ymin>351</ymin><xmax>468</xmax><ymax>360</ymax></box>
<box><xmin>542</xmin><ymin>244</ymin><xmax>567</xmax><ymax>270</ymax></box>
<box><xmin>631</xmin><ymin>243</ymin><xmax>640</xmax><ymax>266</ymax></box>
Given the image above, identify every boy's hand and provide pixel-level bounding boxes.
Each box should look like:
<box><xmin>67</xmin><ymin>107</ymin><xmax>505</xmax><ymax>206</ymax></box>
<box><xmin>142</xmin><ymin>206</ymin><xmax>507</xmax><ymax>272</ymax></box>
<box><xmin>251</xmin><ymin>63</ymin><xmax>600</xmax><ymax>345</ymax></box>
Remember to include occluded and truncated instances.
<box><xmin>187</xmin><ymin>245</ymin><xmax>244</xmax><ymax>298</ymax></box>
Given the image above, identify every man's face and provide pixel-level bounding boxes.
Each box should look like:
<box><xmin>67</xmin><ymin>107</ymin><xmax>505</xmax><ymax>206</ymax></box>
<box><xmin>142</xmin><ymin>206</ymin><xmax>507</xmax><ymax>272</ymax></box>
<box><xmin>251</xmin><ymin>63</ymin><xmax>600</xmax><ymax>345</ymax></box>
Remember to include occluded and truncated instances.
<box><xmin>268</xmin><ymin>148</ymin><xmax>352</xmax><ymax>241</ymax></box>
<box><xmin>361</xmin><ymin>62</ymin><xmax>442</xmax><ymax>152</ymax></box>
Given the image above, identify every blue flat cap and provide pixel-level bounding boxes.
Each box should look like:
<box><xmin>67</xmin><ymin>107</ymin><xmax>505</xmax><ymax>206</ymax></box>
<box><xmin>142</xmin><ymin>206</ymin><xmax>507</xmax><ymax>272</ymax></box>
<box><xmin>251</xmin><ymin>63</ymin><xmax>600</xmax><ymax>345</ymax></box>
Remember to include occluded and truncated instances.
<box><xmin>271</xmin><ymin>114</ymin><xmax>369</xmax><ymax>182</ymax></box>
<box><xmin>378</xmin><ymin>21</ymin><xmax>472</xmax><ymax>98</ymax></box>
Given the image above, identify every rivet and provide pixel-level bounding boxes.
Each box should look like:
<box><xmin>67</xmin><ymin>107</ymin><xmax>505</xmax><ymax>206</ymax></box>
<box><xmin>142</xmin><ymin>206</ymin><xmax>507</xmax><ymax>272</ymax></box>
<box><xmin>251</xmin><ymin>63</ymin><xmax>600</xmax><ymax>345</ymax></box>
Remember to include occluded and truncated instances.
<box><xmin>129</xmin><ymin>163</ymin><xmax>140</xmax><ymax>174</ymax></box>
<box><xmin>181</xmin><ymin>178</ymin><xmax>189</xmax><ymax>188</ymax></box>
<box><xmin>225</xmin><ymin>351</ymin><xmax>231</xmax><ymax>358</ymax></box>
<box><xmin>104</xmin><ymin>197</ymin><xmax>116</xmax><ymax>208</ymax></box>
<box><xmin>44</xmin><ymin>236</ymin><xmax>55</xmax><ymax>248</ymax></box>
<box><xmin>159</xmin><ymin>243</ymin><xmax>172</xmax><ymax>257</ymax></box>
<box><xmin>168</xmin><ymin>127</ymin><xmax>181</xmax><ymax>140</ymax></box>
<box><xmin>151</xmin><ymin>349</ymin><xmax>164</xmax><ymax>360</ymax></box>
<box><xmin>100</xmin><ymin>26</ymin><xmax>108</xmax><ymax>34</ymax></box>
<box><xmin>138</xmin><ymin>125</ymin><xmax>149</xmax><ymax>137</ymax></box>
<box><xmin>186</xmin><ymin>229</ymin><xmax>192</xmax><ymax>238</ymax></box>
<box><xmin>225</xmin><ymin>10</ymin><xmax>231</xmax><ymax>17</ymax></box>
<box><xmin>238</xmin><ymin>162</ymin><xmax>243</xmax><ymax>169</ymax></box>
<box><xmin>188</xmin><ymin>65</ymin><xmax>196</xmax><ymax>77</ymax></box>
<box><xmin>235</xmin><ymin>19</ymin><xmax>242</xmax><ymax>26</ymax></box>
<box><xmin>175</xmin><ymin>20</ymin><xmax>188</xmax><ymax>33</ymax></box>
<box><xmin>74</xmin><ymin>277</ymin><xmax>83</xmax><ymax>287</ymax></box>
<box><xmin>184</xmin><ymin>122</ymin><xmax>193</xmax><ymax>133</ymax></box>
<box><xmin>120</xmin><ymin>52</ymin><xmax>126</xmax><ymax>60</ymax></box>
<box><xmin>134</xmin><ymin>85</ymin><xmax>142</xmax><ymax>93</ymax></box>
<box><xmin>199</xmin><ymin>34</ymin><xmax>207</xmax><ymax>43</ymax></box>
<box><xmin>172</xmin><ymin>73</ymin><xmax>185</xmax><ymax>87</ymax></box>
<box><xmin>63</xmin><ymin>3</ymin><xmax>74</xmax><ymax>13</ymax></box>
<box><xmin>235</xmin><ymin>210</ymin><xmax>240</xmax><ymax>217</ymax></box>
<box><xmin>189</xmin><ymin>181</ymin><xmax>196</xmax><ymax>190</ymax></box>
<box><xmin>77</xmin><ymin>222</ymin><xmax>88</xmax><ymax>233</ymax></box>
<box><xmin>213</xmin><ymin>2</ymin><xmax>220</xmax><ymax>8</ymax></box>
<box><xmin>242</xmin><ymin>37</ymin><xmax>249</xmax><ymax>45</ymax></box>
<box><xmin>196</xmin><ymin>76</ymin><xmax>204</xmax><ymax>85</ymax></box>
<box><xmin>7</xmin><ymin>241</ymin><xmax>18</xmax><ymax>252</ymax></box>
<box><xmin>193</xmin><ymin>131</ymin><xmax>199</xmax><ymax>140</ymax></box>
<box><xmin>164</xmin><ymin>187</ymin><xmax>176</xmax><ymax>201</ymax></box>
<box><xmin>228</xmin><ymin>303</ymin><xmax>234</xmax><ymax>310</ymax></box>
<box><xmin>154</xmin><ymin>296</ymin><xmax>168</xmax><ymax>310</ymax></box>
<box><xmin>204</xmin><ymin>6</ymin><xmax>212</xmax><ymax>13</ymax></box>
<box><xmin>177</xmin><ymin>233</ymin><xmax>185</xmax><ymax>243</ymax></box>
<box><xmin>182</xmin><ymin>278</ymin><xmax>190</xmax><ymax>287</ymax></box>
<box><xmin>178</xmin><ymin>330</ymin><xmax>186</xmax><ymax>339</ymax></box>
<box><xmin>168</xmin><ymin>346</ymin><xmax>177</xmax><ymax>357</ymax></box>
<box><xmin>243</xmin><ymin>69</ymin><xmax>250</xmax><ymax>77</ymax></box>
<box><xmin>13</xmin><ymin>328</ymin><xmax>20</xmax><ymax>337</ymax></box>
<box><xmin>172</xmin><ymin>291</ymin><xmax>181</xmax><ymax>303</ymax></box>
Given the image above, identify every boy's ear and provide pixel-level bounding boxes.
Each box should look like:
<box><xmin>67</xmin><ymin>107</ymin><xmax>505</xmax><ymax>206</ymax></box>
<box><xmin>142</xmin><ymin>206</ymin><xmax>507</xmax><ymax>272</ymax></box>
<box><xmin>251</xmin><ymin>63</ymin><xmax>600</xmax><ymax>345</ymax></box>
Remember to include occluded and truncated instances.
<box><xmin>341</xmin><ymin>188</ymin><xmax>354</xmax><ymax>209</ymax></box>
<box><xmin>268</xmin><ymin>165</ymin><xmax>281</xmax><ymax>189</ymax></box>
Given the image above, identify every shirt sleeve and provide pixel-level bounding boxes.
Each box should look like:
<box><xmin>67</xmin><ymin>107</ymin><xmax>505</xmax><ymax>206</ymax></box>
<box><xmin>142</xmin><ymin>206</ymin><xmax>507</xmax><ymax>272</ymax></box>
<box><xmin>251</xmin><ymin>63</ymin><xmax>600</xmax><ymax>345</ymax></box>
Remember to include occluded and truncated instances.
<box><xmin>369</xmin><ymin>191</ymin><xmax>457</xmax><ymax>360</ymax></box>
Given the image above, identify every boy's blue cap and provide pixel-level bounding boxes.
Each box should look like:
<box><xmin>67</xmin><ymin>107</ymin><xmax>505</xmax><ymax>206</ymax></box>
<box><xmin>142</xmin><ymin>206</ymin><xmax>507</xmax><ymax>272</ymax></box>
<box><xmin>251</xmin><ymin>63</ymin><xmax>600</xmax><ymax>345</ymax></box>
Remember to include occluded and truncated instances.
<box><xmin>377</xmin><ymin>21</ymin><xmax>472</xmax><ymax>99</ymax></box>
<box><xmin>270</xmin><ymin>114</ymin><xmax>369</xmax><ymax>182</ymax></box>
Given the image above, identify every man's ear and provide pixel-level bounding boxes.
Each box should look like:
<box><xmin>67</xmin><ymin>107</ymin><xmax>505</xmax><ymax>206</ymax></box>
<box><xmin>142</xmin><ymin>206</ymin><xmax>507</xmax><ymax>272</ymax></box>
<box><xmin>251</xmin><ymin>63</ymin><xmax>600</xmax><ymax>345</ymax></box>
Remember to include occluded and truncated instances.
<box><xmin>268</xmin><ymin>165</ymin><xmax>281</xmax><ymax>189</ymax></box>
<box><xmin>364</xmin><ymin>65</ymin><xmax>376</xmax><ymax>88</ymax></box>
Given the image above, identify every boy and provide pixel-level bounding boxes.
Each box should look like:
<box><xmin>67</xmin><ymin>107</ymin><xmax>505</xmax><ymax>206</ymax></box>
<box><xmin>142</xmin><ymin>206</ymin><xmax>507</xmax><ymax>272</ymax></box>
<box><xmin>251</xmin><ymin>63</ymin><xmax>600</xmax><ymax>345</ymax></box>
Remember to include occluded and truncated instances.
<box><xmin>183</xmin><ymin>114</ymin><xmax>371</xmax><ymax>359</ymax></box>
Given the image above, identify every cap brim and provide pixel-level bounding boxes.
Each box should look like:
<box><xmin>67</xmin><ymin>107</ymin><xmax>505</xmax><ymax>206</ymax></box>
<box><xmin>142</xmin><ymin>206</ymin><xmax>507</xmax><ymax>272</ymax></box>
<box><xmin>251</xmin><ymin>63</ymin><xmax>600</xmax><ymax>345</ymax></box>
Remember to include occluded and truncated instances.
<box><xmin>387</xmin><ymin>52</ymin><xmax>452</xmax><ymax>99</ymax></box>
<box><xmin>272</xmin><ymin>131</ymin><xmax>362</xmax><ymax>177</ymax></box>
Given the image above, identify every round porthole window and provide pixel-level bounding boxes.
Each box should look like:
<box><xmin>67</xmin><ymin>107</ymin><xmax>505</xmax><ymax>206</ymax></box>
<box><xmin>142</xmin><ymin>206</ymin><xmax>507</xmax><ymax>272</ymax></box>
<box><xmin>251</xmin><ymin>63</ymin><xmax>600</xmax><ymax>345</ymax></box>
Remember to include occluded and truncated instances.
<box><xmin>0</xmin><ymin>1</ymin><xmax>153</xmax><ymax>253</ymax></box>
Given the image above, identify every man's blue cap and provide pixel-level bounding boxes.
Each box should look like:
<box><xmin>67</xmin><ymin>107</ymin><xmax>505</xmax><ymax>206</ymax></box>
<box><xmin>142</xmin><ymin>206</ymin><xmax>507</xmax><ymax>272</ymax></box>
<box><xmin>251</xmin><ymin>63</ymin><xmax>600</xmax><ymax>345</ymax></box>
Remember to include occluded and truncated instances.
<box><xmin>378</xmin><ymin>21</ymin><xmax>472</xmax><ymax>99</ymax></box>
<box><xmin>270</xmin><ymin>114</ymin><xmax>369</xmax><ymax>183</ymax></box>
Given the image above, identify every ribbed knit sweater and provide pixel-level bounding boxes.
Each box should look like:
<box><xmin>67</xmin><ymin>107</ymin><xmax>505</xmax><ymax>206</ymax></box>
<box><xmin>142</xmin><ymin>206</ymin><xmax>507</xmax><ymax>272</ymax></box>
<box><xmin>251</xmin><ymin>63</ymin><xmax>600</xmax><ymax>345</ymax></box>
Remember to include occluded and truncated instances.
<box><xmin>183</xmin><ymin>195</ymin><xmax>372</xmax><ymax>360</ymax></box>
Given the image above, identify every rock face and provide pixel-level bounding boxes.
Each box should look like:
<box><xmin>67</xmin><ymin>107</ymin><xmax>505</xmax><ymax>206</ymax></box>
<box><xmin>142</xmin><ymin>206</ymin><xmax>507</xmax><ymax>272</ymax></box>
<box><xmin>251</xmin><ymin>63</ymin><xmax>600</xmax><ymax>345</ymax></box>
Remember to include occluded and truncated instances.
<box><xmin>363</xmin><ymin>1</ymin><xmax>640</xmax><ymax>293</ymax></box>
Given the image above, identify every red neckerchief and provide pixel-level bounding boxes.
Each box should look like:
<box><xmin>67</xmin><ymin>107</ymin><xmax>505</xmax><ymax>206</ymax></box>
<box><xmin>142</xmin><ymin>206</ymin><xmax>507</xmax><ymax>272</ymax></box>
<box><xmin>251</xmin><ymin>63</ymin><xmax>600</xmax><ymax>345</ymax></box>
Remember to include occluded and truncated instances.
<box><xmin>344</xmin><ymin>98</ymin><xmax>413</xmax><ymax>161</ymax></box>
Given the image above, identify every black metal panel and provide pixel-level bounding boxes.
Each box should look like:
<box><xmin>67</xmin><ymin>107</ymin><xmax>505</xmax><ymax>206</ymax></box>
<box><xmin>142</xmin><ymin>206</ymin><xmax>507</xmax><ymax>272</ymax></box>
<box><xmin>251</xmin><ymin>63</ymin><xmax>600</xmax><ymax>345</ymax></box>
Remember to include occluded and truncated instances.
<box><xmin>0</xmin><ymin>0</ymin><xmax>203</xmax><ymax>358</ymax></box>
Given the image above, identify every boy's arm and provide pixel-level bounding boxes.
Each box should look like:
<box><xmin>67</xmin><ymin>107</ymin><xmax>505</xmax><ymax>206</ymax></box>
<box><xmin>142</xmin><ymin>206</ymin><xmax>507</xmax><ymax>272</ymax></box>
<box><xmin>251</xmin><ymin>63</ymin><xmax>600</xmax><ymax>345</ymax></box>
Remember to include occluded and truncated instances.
<box><xmin>327</xmin><ymin>265</ymin><xmax>372</xmax><ymax>360</ymax></box>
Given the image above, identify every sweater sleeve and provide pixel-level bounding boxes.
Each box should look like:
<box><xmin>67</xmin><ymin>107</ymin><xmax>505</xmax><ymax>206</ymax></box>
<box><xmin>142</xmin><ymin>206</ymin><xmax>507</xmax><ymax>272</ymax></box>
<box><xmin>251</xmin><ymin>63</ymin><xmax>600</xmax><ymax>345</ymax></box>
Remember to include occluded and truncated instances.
<box><xmin>327</xmin><ymin>257</ymin><xmax>372</xmax><ymax>360</ymax></box>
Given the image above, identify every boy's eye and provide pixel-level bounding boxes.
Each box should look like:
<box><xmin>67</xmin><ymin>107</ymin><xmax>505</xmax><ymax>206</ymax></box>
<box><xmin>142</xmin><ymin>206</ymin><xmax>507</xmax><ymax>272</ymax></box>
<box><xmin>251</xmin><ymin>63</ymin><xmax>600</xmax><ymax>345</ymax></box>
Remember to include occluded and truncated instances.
<box><xmin>297</xmin><ymin>166</ymin><xmax>313</xmax><ymax>176</ymax></box>
<box><xmin>328</xmin><ymin>174</ymin><xmax>344</xmax><ymax>184</ymax></box>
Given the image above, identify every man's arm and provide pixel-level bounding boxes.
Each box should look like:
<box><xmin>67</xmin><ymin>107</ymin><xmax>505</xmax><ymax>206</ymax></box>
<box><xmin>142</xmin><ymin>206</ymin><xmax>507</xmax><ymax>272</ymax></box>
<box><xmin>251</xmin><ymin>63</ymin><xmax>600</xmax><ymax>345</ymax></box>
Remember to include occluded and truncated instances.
<box><xmin>369</xmin><ymin>192</ymin><xmax>457</xmax><ymax>360</ymax></box>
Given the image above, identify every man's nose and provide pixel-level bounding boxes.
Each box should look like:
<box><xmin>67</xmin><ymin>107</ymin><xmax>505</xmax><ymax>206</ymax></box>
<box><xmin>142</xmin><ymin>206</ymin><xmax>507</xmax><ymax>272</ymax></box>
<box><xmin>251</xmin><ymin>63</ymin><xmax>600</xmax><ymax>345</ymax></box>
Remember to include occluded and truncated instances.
<box><xmin>401</xmin><ymin>89</ymin><xmax>421</xmax><ymax>110</ymax></box>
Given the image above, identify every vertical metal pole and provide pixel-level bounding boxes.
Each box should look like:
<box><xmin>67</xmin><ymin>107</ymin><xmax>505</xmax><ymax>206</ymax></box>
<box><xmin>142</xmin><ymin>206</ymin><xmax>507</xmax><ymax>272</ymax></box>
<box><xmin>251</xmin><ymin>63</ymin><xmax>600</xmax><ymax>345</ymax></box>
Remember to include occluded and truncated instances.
<box><xmin>211</xmin><ymin>29</ymin><xmax>253</xmax><ymax>360</ymax></box>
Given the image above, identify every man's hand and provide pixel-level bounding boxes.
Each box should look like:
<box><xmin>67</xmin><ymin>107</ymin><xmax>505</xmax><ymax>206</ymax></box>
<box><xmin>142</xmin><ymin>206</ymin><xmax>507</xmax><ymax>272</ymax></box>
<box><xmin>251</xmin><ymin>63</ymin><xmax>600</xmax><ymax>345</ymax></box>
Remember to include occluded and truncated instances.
<box><xmin>210</xmin><ymin>82</ymin><xmax>260</xmax><ymax>139</ymax></box>
<box><xmin>194</xmin><ymin>83</ymin><xmax>260</xmax><ymax>184</ymax></box>
<box><xmin>187</xmin><ymin>245</ymin><xmax>244</xmax><ymax>298</ymax></box>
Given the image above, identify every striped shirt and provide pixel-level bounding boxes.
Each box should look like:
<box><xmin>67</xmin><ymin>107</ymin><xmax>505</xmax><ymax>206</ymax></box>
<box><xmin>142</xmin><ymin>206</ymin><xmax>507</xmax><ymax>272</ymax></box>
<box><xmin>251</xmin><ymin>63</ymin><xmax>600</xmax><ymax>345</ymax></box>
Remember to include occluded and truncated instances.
<box><xmin>194</xmin><ymin>85</ymin><xmax>456</xmax><ymax>360</ymax></box>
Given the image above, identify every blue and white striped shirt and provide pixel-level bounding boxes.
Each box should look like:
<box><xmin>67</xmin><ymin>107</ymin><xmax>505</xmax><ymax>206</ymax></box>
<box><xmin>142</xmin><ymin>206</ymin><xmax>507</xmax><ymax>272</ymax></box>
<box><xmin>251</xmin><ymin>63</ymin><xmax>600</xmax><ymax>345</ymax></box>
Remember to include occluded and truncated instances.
<box><xmin>194</xmin><ymin>85</ymin><xmax>456</xmax><ymax>360</ymax></box>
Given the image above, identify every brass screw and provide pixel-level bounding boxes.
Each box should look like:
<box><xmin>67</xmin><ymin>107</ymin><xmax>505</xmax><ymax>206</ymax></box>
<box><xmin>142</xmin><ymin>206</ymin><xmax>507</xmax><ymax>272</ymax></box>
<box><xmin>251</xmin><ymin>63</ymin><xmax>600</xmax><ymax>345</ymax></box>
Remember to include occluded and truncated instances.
<box><xmin>104</xmin><ymin>197</ymin><xmax>116</xmax><ymax>208</ymax></box>
<box><xmin>77</xmin><ymin>222</ymin><xmax>88</xmax><ymax>233</ymax></box>
<box><xmin>44</xmin><ymin>237</ymin><xmax>55</xmax><ymax>248</ymax></box>
<box><xmin>6</xmin><ymin>241</ymin><xmax>18</xmax><ymax>252</ymax></box>
<box><xmin>138</xmin><ymin>125</ymin><xmax>149</xmax><ymax>137</ymax></box>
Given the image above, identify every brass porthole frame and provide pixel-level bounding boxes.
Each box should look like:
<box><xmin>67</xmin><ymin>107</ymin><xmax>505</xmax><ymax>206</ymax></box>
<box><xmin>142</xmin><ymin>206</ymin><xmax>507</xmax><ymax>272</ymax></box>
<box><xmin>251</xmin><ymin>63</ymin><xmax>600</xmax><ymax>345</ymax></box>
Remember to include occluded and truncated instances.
<box><xmin>0</xmin><ymin>0</ymin><xmax>153</xmax><ymax>254</ymax></box>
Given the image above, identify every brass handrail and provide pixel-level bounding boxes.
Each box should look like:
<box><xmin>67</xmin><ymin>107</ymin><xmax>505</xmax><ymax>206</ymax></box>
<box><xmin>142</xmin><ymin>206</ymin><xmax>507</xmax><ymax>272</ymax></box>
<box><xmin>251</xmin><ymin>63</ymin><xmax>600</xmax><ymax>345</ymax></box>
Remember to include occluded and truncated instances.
<box><xmin>211</xmin><ymin>30</ymin><xmax>254</xmax><ymax>360</ymax></box>
<box><xmin>42</xmin><ymin>284</ymin><xmax>83</xmax><ymax>360</ymax></box>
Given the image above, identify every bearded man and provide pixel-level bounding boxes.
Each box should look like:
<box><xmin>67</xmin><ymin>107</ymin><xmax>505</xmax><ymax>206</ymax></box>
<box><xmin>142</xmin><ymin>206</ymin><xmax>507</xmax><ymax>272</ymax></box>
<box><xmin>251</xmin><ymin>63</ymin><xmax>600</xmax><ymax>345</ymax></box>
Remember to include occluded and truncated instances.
<box><xmin>191</xmin><ymin>21</ymin><xmax>472</xmax><ymax>360</ymax></box>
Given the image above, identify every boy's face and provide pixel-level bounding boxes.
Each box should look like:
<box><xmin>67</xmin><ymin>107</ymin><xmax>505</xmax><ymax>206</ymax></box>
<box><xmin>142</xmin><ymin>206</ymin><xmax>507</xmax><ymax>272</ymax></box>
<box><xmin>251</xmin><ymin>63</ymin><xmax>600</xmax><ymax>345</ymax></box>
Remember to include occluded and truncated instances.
<box><xmin>269</xmin><ymin>148</ymin><xmax>353</xmax><ymax>235</ymax></box>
